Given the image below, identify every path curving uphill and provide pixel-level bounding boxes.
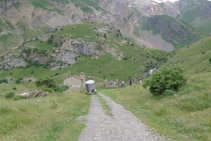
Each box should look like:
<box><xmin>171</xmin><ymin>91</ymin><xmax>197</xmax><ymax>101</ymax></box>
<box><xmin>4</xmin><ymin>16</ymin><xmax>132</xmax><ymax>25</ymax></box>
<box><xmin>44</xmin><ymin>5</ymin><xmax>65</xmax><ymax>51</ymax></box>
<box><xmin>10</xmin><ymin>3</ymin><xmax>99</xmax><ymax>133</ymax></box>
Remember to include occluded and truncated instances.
<box><xmin>79</xmin><ymin>93</ymin><xmax>165</xmax><ymax>141</ymax></box>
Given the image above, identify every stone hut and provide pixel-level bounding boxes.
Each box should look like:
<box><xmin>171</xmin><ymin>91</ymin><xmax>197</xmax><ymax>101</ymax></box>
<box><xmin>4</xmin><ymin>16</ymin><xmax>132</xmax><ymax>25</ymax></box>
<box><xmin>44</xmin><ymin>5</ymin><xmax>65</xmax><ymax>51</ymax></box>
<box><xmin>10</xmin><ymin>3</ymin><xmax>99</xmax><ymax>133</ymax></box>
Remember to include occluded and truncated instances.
<box><xmin>64</xmin><ymin>72</ymin><xmax>85</xmax><ymax>88</ymax></box>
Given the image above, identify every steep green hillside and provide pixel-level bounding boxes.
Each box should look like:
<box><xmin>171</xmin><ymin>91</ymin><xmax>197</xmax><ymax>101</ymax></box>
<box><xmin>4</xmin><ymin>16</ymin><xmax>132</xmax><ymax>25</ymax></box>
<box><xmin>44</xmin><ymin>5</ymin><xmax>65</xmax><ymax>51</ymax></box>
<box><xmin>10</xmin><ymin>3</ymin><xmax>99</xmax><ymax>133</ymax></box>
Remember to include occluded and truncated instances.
<box><xmin>167</xmin><ymin>37</ymin><xmax>211</xmax><ymax>73</ymax></box>
<box><xmin>141</xmin><ymin>15</ymin><xmax>205</xmax><ymax>49</ymax></box>
<box><xmin>180</xmin><ymin>0</ymin><xmax>211</xmax><ymax>34</ymax></box>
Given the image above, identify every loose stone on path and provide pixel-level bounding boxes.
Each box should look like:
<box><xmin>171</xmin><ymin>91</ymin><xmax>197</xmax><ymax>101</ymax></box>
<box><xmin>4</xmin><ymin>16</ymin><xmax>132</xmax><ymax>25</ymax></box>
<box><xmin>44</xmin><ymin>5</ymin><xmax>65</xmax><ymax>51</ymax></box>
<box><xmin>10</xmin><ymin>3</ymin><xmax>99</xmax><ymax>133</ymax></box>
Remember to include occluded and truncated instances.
<box><xmin>79</xmin><ymin>93</ymin><xmax>165</xmax><ymax>141</ymax></box>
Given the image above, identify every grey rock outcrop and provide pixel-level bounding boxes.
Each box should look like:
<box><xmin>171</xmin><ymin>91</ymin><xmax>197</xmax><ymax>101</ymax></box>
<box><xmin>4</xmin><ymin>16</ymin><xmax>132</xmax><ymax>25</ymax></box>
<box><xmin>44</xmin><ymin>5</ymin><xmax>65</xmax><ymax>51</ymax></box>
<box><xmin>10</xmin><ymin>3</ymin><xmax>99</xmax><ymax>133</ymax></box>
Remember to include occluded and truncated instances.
<box><xmin>28</xmin><ymin>91</ymin><xmax>53</xmax><ymax>99</ymax></box>
<box><xmin>0</xmin><ymin>52</ymin><xmax>26</xmax><ymax>70</ymax></box>
<box><xmin>71</xmin><ymin>40</ymin><xmax>99</xmax><ymax>56</ymax></box>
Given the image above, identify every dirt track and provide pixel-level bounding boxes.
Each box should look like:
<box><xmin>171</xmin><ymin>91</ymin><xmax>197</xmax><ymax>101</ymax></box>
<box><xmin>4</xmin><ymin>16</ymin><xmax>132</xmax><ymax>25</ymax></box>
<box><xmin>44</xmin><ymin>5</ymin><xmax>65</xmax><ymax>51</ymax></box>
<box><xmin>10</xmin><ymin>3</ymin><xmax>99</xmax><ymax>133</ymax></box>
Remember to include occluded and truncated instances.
<box><xmin>79</xmin><ymin>93</ymin><xmax>165</xmax><ymax>141</ymax></box>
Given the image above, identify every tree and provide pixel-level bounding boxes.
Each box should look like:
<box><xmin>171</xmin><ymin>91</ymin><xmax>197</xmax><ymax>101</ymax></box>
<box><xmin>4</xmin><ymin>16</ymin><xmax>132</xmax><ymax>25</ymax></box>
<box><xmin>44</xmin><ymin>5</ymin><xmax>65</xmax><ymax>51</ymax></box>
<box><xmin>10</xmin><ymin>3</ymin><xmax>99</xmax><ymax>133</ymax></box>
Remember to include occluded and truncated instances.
<box><xmin>143</xmin><ymin>66</ymin><xmax>186</xmax><ymax>95</ymax></box>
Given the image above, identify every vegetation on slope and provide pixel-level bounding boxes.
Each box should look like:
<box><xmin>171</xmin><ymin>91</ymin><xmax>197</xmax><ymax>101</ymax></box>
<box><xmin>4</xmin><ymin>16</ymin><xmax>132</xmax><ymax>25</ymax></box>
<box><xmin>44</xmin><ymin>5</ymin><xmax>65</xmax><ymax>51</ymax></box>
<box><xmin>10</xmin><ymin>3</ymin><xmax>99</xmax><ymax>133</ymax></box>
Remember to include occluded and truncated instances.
<box><xmin>100</xmin><ymin>37</ymin><xmax>211</xmax><ymax>140</ymax></box>
<box><xmin>101</xmin><ymin>78</ymin><xmax>210</xmax><ymax>141</ymax></box>
<box><xmin>180</xmin><ymin>0</ymin><xmax>211</xmax><ymax>34</ymax></box>
<box><xmin>167</xmin><ymin>37</ymin><xmax>211</xmax><ymax>73</ymax></box>
<box><xmin>0</xmin><ymin>22</ymin><xmax>168</xmax><ymax>83</ymax></box>
<box><xmin>30</xmin><ymin>0</ymin><xmax>102</xmax><ymax>14</ymax></box>
<box><xmin>0</xmin><ymin>89</ymin><xmax>91</xmax><ymax>140</ymax></box>
<box><xmin>141</xmin><ymin>15</ymin><xmax>205</xmax><ymax>49</ymax></box>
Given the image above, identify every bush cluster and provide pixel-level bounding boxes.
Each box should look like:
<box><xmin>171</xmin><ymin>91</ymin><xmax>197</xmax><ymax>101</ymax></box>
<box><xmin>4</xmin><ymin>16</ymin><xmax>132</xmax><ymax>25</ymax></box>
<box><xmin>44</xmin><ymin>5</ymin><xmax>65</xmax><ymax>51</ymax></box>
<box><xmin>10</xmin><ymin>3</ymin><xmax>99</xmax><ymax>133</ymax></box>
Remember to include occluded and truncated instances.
<box><xmin>0</xmin><ymin>79</ymin><xmax>8</xmax><ymax>84</ymax></box>
<box><xmin>5</xmin><ymin>92</ymin><xmax>15</xmax><ymax>99</ymax></box>
<box><xmin>36</xmin><ymin>78</ymin><xmax>69</xmax><ymax>92</ymax></box>
<box><xmin>143</xmin><ymin>66</ymin><xmax>186</xmax><ymax>95</ymax></box>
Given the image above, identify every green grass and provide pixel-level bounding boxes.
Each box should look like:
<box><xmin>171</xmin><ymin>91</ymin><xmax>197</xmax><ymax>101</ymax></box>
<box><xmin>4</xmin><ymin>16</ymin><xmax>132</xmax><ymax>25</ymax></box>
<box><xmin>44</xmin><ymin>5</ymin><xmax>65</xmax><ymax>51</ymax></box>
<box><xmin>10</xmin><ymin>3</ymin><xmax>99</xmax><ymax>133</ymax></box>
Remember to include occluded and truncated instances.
<box><xmin>98</xmin><ymin>37</ymin><xmax>211</xmax><ymax>140</ymax></box>
<box><xmin>0</xmin><ymin>89</ymin><xmax>91</xmax><ymax>140</ymax></box>
<box><xmin>96</xmin><ymin>94</ymin><xmax>113</xmax><ymax>117</ymax></box>
<box><xmin>0</xmin><ymin>83</ymin><xmax>37</xmax><ymax>98</ymax></box>
<box><xmin>53</xmin><ymin>22</ymin><xmax>104</xmax><ymax>40</ymax></box>
<box><xmin>25</xmin><ymin>41</ymin><xmax>57</xmax><ymax>55</ymax></box>
<box><xmin>167</xmin><ymin>37</ymin><xmax>211</xmax><ymax>74</ymax></box>
<box><xmin>0</xmin><ymin>22</ymin><xmax>167</xmax><ymax>83</ymax></box>
<box><xmin>100</xmin><ymin>76</ymin><xmax>211</xmax><ymax>140</ymax></box>
<box><xmin>0</xmin><ymin>49</ymin><xmax>166</xmax><ymax>84</ymax></box>
<box><xmin>0</xmin><ymin>33</ymin><xmax>20</xmax><ymax>55</ymax></box>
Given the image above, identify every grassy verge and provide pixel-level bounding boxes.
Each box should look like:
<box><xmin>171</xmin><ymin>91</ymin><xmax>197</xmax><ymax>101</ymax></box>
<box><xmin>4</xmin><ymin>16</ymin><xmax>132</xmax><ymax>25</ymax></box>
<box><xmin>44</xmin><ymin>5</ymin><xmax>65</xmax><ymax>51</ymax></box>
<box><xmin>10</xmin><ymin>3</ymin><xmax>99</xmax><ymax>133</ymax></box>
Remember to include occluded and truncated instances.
<box><xmin>0</xmin><ymin>89</ymin><xmax>91</xmax><ymax>141</ymax></box>
<box><xmin>96</xmin><ymin>94</ymin><xmax>113</xmax><ymax>117</ymax></box>
<box><xmin>100</xmin><ymin>73</ymin><xmax>211</xmax><ymax>140</ymax></box>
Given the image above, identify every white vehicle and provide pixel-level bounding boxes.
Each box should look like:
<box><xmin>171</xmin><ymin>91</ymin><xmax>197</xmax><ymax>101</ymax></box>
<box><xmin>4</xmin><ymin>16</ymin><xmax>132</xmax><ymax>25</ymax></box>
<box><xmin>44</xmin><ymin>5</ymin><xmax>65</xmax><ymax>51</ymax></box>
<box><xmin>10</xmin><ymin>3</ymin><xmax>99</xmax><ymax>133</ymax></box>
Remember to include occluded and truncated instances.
<box><xmin>85</xmin><ymin>80</ymin><xmax>97</xmax><ymax>94</ymax></box>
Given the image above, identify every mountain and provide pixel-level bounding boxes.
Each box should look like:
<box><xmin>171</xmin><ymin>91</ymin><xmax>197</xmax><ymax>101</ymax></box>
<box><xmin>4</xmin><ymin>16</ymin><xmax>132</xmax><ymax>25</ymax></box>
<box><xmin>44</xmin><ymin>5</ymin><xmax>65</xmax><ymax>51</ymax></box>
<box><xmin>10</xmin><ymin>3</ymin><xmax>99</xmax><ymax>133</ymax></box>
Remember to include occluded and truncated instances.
<box><xmin>0</xmin><ymin>22</ymin><xmax>167</xmax><ymax>82</ymax></box>
<box><xmin>0</xmin><ymin>0</ymin><xmax>210</xmax><ymax>54</ymax></box>
<box><xmin>178</xmin><ymin>0</ymin><xmax>211</xmax><ymax>34</ymax></box>
<box><xmin>139</xmin><ymin>15</ymin><xmax>204</xmax><ymax>49</ymax></box>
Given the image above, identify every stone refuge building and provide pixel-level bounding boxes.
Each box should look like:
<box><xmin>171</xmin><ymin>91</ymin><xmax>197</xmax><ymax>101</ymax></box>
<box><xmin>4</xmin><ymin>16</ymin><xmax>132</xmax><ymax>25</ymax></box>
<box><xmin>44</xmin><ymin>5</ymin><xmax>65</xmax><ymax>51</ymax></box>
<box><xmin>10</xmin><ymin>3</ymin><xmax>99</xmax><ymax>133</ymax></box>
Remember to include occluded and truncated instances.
<box><xmin>64</xmin><ymin>73</ymin><xmax>85</xmax><ymax>88</ymax></box>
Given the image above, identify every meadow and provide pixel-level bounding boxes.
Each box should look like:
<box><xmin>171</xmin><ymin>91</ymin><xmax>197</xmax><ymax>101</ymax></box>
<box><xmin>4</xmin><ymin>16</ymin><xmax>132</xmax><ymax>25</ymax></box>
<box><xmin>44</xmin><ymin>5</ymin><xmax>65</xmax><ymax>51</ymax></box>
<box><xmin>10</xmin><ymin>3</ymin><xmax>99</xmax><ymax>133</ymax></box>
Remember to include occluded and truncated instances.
<box><xmin>100</xmin><ymin>72</ymin><xmax>211</xmax><ymax>140</ymax></box>
<box><xmin>0</xmin><ymin>89</ymin><xmax>91</xmax><ymax>141</ymax></box>
<box><xmin>99</xmin><ymin>37</ymin><xmax>211</xmax><ymax>140</ymax></box>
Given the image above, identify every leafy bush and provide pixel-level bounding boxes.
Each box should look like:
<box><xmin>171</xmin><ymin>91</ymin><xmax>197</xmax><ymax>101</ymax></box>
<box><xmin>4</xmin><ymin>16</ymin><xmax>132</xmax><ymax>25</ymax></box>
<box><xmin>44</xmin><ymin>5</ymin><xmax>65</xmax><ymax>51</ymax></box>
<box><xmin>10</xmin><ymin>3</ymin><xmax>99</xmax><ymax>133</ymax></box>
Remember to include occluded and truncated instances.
<box><xmin>143</xmin><ymin>66</ymin><xmax>186</xmax><ymax>95</ymax></box>
<box><xmin>16</xmin><ymin>78</ymin><xmax>23</xmax><ymax>84</ymax></box>
<box><xmin>43</xmin><ymin>88</ymin><xmax>54</xmax><ymax>93</ymax></box>
<box><xmin>36</xmin><ymin>78</ymin><xmax>69</xmax><ymax>92</ymax></box>
<box><xmin>0</xmin><ymin>79</ymin><xmax>8</xmax><ymax>84</ymax></box>
<box><xmin>14</xmin><ymin>96</ymin><xmax>27</xmax><ymax>101</ymax></box>
<box><xmin>54</xmin><ymin>85</ymin><xmax>70</xmax><ymax>92</ymax></box>
<box><xmin>5</xmin><ymin>92</ymin><xmax>15</xmax><ymax>99</ymax></box>
<box><xmin>36</xmin><ymin>78</ymin><xmax>57</xmax><ymax>88</ymax></box>
<box><xmin>209</xmin><ymin>58</ymin><xmax>211</xmax><ymax>64</ymax></box>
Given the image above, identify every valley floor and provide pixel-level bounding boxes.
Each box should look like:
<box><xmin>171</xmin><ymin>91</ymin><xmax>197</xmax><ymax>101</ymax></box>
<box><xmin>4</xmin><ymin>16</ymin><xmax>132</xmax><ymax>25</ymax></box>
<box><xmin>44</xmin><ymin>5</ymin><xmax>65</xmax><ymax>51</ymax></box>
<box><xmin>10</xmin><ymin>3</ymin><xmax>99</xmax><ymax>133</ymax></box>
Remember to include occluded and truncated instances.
<box><xmin>79</xmin><ymin>93</ymin><xmax>164</xmax><ymax>141</ymax></box>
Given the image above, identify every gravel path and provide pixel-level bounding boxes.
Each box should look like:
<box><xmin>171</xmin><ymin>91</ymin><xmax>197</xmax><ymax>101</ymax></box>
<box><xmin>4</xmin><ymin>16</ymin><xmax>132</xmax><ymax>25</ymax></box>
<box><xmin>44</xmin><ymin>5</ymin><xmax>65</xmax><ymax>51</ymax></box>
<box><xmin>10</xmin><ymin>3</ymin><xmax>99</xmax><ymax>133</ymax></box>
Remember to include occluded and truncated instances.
<box><xmin>79</xmin><ymin>93</ymin><xmax>165</xmax><ymax>141</ymax></box>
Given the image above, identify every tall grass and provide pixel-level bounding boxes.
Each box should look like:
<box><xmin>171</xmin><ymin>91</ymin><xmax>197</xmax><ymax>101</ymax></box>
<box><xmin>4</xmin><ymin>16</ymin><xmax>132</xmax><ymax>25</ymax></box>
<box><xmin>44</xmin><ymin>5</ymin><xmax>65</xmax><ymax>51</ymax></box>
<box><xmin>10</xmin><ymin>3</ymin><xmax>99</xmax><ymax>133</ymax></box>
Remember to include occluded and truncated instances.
<box><xmin>0</xmin><ymin>89</ymin><xmax>91</xmax><ymax>140</ymax></box>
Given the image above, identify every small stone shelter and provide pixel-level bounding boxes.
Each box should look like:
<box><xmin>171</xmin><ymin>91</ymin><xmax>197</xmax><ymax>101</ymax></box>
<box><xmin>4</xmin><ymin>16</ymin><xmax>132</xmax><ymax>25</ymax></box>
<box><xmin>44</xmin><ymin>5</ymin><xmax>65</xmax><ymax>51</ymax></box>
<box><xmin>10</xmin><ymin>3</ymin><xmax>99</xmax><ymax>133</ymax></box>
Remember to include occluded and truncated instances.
<box><xmin>64</xmin><ymin>73</ymin><xmax>85</xmax><ymax>88</ymax></box>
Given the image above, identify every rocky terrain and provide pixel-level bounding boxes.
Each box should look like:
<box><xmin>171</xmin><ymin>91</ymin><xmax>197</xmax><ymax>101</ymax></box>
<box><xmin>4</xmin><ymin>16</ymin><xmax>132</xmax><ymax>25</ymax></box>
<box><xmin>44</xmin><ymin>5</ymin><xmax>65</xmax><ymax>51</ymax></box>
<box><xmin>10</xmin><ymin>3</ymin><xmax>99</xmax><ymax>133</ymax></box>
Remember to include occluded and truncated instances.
<box><xmin>0</xmin><ymin>0</ymin><xmax>210</xmax><ymax>54</ymax></box>
<box><xmin>0</xmin><ymin>22</ymin><xmax>167</xmax><ymax>72</ymax></box>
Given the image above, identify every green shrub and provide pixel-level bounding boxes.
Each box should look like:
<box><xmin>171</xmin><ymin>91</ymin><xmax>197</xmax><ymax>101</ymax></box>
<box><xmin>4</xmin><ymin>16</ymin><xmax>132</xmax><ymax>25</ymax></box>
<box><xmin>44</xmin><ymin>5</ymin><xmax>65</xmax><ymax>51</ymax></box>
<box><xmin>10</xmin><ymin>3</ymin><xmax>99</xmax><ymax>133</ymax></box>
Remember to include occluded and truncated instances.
<box><xmin>5</xmin><ymin>92</ymin><xmax>15</xmax><ymax>99</ymax></box>
<box><xmin>54</xmin><ymin>85</ymin><xmax>70</xmax><ymax>92</ymax></box>
<box><xmin>43</xmin><ymin>88</ymin><xmax>54</xmax><ymax>93</ymax></box>
<box><xmin>36</xmin><ymin>78</ymin><xmax>57</xmax><ymax>88</ymax></box>
<box><xmin>143</xmin><ymin>66</ymin><xmax>186</xmax><ymax>95</ymax></box>
<box><xmin>0</xmin><ymin>79</ymin><xmax>8</xmax><ymax>84</ymax></box>
<box><xmin>14</xmin><ymin>95</ymin><xmax>27</xmax><ymax>101</ymax></box>
<box><xmin>209</xmin><ymin>58</ymin><xmax>211</xmax><ymax>64</ymax></box>
<box><xmin>16</xmin><ymin>78</ymin><xmax>23</xmax><ymax>84</ymax></box>
<box><xmin>36</xmin><ymin>78</ymin><xmax>69</xmax><ymax>92</ymax></box>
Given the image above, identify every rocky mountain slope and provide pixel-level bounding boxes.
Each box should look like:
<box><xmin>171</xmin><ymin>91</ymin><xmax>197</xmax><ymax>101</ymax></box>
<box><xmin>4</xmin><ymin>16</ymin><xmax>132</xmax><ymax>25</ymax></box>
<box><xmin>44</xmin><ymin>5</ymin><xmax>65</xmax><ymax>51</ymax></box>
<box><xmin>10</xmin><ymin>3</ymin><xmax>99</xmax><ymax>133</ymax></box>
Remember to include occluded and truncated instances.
<box><xmin>0</xmin><ymin>0</ymin><xmax>210</xmax><ymax>54</ymax></box>
<box><xmin>0</xmin><ymin>22</ymin><xmax>167</xmax><ymax>83</ymax></box>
